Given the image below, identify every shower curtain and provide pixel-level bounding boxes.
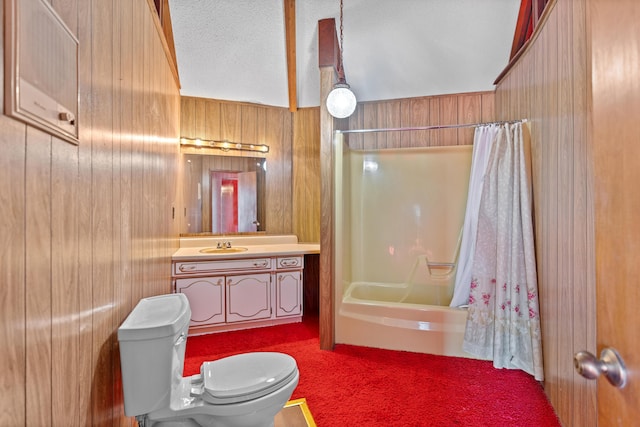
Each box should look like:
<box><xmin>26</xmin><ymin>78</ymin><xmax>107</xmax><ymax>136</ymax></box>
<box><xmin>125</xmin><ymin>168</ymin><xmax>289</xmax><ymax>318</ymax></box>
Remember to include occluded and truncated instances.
<box><xmin>461</xmin><ymin>122</ymin><xmax>544</xmax><ymax>381</ymax></box>
<box><xmin>450</xmin><ymin>124</ymin><xmax>500</xmax><ymax>308</ymax></box>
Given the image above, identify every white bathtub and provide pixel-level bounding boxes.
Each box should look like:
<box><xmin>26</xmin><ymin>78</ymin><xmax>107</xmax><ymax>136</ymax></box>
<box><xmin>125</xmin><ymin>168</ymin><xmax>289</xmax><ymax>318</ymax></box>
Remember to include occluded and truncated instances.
<box><xmin>336</xmin><ymin>281</ymin><xmax>477</xmax><ymax>359</ymax></box>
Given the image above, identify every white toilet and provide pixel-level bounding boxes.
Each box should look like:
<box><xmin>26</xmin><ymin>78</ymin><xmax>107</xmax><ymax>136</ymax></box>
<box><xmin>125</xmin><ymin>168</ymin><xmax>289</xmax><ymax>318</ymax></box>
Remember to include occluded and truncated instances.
<box><xmin>117</xmin><ymin>293</ymin><xmax>299</xmax><ymax>427</ymax></box>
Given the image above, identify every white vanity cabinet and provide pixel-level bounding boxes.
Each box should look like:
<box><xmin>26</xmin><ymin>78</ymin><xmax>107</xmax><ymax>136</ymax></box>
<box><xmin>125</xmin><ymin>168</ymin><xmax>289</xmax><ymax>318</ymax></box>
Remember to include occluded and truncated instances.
<box><xmin>172</xmin><ymin>254</ymin><xmax>304</xmax><ymax>335</ymax></box>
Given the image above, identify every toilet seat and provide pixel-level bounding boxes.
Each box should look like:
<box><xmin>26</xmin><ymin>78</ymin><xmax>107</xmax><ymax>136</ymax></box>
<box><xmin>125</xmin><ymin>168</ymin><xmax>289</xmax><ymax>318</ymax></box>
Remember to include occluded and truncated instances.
<box><xmin>199</xmin><ymin>352</ymin><xmax>298</xmax><ymax>405</ymax></box>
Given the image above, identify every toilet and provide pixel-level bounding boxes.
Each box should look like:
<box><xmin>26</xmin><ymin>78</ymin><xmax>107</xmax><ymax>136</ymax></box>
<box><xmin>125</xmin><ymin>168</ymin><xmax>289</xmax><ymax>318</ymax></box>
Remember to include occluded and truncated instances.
<box><xmin>117</xmin><ymin>293</ymin><xmax>299</xmax><ymax>427</ymax></box>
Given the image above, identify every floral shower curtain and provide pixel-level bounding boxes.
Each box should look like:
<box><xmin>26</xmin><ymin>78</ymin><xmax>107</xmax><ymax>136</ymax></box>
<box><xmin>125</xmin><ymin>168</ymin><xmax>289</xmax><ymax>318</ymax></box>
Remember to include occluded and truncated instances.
<box><xmin>450</xmin><ymin>124</ymin><xmax>500</xmax><ymax>308</ymax></box>
<box><xmin>462</xmin><ymin>122</ymin><xmax>544</xmax><ymax>381</ymax></box>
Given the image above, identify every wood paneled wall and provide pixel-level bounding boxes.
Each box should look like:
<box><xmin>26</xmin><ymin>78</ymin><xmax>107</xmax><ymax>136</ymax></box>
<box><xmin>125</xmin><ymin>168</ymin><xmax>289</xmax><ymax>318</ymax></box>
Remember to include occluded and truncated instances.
<box><xmin>494</xmin><ymin>1</ymin><xmax>596</xmax><ymax>426</ymax></box>
<box><xmin>0</xmin><ymin>1</ymin><xmax>181</xmax><ymax>426</ymax></box>
<box><xmin>180</xmin><ymin>97</ymin><xmax>321</xmax><ymax>243</ymax></box>
<box><xmin>292</xmin><ymin>108</ymin><xmax>321</xmax><ymax>243</ymax></box>
<box><xmin>346</xmin><ymin>92</ymin><xmax>495</xmax><ymax>149</ymax></box>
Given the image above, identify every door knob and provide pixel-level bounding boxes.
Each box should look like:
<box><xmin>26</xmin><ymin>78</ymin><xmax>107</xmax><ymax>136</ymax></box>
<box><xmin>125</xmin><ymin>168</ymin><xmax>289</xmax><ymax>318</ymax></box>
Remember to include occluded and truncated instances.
<box><xmin>574</xmin><ymin>347</ymin><xmax>628</xmax><ymax>388</ymax></box>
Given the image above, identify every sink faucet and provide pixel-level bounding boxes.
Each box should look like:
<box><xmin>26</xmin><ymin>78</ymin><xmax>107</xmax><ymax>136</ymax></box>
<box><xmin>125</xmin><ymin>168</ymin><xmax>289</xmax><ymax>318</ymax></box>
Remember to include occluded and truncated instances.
<box><xmin>217</xmin><ymin>241</ymin><xmax>232</xmax><ymax>249</ymax></box>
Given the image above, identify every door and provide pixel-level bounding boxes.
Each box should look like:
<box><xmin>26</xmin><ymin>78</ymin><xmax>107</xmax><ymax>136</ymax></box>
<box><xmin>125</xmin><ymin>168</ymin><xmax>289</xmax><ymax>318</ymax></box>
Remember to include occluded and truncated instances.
<box><xmin>226</xmin><ymin>273</ymin><xmax>271</xmax><ymax>323</ymax></box>
<box><xmin>237</xmin><ymin>171</ymin><xmax>257</xmax><ymax>232</ymax></box>
<box><xmin>175</xmin><ymin>277</ymin><xmax>225</xmax><ymax>327</ymax></box>
<box><xmin>210</xmin><ymin>170</ymin><xmax>257</xmax><ymax>233</ymax></box>
<box><xmin>587</xmin><ymin>1</ymin><xmax>640</xmax><ymax>424</ymax></box>
<box><xmin>276</xmin><ymin>271</ymin><xmax>303</xmax><ymax>317</ymax></box>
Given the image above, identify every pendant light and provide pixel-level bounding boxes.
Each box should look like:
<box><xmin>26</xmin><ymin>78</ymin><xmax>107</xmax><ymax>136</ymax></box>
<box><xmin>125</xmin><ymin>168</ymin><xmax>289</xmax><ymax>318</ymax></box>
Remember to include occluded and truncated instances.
<box><xmin>326</xmin><ymin>0</ymin><xmax>357</xmax><ymax>119</ymax></box>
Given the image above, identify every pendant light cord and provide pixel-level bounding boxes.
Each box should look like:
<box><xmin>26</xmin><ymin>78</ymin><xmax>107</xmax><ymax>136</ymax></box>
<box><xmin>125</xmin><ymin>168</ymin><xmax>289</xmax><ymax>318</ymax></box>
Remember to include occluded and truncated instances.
<box><xmin>338</xmin><ymin>0</ymin><xmax>345</xmax><ymax>80</ymax></box>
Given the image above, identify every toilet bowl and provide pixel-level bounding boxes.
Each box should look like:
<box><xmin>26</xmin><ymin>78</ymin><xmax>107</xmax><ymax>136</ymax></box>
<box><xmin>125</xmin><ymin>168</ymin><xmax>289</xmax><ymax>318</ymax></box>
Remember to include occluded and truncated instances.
<box><xmin>117</xmin><ymin>293</ymin><xmax>299</xmax><ymax>427</ymax></box>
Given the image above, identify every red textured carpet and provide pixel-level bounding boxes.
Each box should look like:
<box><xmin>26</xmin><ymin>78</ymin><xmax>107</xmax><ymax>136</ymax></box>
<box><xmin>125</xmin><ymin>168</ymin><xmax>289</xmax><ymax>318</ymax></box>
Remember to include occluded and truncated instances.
<box><xmin>184</xmin><ymin>316</ymin><xmax>560</xmax><ymax>427</ymax></box>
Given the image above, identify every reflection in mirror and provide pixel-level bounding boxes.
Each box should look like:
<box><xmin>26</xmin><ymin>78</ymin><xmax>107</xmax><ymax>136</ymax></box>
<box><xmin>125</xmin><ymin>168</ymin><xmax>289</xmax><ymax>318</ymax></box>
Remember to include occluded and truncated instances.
<box><xmin>182</xmin><ymin>153</ymin><xmax>266</xmax><ymax>236</ymax></box>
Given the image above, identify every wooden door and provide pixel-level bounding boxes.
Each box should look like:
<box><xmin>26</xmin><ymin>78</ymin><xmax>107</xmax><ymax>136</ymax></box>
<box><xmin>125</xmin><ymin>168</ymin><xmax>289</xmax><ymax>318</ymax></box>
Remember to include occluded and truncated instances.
<box><xmin>590</xmin><ymin>0</ymin><xmax>640</xmax><ymax>424</ymax></box>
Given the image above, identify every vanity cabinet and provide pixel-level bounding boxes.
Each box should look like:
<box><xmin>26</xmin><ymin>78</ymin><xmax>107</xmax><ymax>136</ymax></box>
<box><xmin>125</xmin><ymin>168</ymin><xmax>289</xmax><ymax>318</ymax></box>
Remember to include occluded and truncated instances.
<box><xmin>172</xmin><ymin>255</ymin><xmax>304</xmax><ymax>334</ymax></box>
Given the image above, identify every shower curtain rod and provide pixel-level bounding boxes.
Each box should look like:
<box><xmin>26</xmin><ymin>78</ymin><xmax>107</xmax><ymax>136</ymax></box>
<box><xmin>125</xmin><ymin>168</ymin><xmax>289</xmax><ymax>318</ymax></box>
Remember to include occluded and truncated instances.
<box><xmin>336</xmin><ymin>119</ymin><xmax>527</xmax><ymax>134</ymax></box>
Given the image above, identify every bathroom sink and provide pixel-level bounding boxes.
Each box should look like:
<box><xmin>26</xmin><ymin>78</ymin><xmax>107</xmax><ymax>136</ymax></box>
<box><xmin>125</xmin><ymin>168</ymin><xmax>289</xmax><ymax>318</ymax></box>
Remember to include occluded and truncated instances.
<box><xmin>199</xmin><ymin>247</ymin><xmax>249</xmax><ymax>254</ymax></box>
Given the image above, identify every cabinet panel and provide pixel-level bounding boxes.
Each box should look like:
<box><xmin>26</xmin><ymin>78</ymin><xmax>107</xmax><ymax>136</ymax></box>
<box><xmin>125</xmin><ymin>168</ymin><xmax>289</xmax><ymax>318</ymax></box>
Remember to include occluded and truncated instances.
<box><xmin>226</xmin><ymin>273</ymin><xmax>271</xmax><ymax>322</ymax></box>
<box><xmin>5</xmin><ymin>0</ymin><xmax>79</xmax><ymax>144</ymax></box>
<box><xmin>276</xmin><ymin>271</ymin><xmax>302</xmax><ymax>317</ymax></box>
<box><xmin>176</xmin><ymin>277</ymin><xmax>225</xmax><ymax>326</ymax></box>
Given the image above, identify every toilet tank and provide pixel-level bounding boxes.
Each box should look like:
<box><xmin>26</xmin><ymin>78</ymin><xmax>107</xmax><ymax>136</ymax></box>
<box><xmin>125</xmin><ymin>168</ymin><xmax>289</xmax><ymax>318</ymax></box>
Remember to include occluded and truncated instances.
<box><xmin>118</xmin><ymin>293</ymin><xmax>191</xmax><ymax>417</ymax></box>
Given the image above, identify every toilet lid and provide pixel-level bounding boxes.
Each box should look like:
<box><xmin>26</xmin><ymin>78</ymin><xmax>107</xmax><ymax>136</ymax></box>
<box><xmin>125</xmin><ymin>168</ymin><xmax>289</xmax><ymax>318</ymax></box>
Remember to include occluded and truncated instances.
<box><xmin>200</xmin><ymin>352</ymin><xmax>298</xmax><ymax>404</ymax></box>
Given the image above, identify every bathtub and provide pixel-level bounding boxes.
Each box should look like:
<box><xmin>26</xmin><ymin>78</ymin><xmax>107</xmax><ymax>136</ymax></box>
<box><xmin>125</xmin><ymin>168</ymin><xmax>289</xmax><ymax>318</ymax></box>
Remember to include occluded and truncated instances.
<box><xmin>333</xmin><ymin>136</ymin><xmax>480</xmax><ymax>359</ymax></box>
<box><xmin>336</xmin><ymin>279</ymin><xmax>475</xmax><ymax>359</ymax></box>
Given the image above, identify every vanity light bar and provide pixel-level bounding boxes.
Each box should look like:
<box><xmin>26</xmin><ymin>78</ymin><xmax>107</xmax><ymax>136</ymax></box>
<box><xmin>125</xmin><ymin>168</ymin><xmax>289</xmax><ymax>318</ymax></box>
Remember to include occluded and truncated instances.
<box><xmin>180</xmin><ymin>137</ymin><xmax>269</xmax><ymax>153</ymax></box>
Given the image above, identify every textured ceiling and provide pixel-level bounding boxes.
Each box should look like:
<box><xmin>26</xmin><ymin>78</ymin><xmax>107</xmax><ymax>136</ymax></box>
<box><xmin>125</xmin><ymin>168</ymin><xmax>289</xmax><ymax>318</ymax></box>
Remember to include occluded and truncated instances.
<box><xmin>168</xmin><ymin>0</ymin><xmax>520</xmax><ymax>108</ymax></box>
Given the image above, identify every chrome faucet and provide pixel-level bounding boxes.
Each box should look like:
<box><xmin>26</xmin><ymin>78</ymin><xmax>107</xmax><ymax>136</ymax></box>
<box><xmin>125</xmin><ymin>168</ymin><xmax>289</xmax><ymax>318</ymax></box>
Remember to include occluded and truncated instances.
<box><xmin>217</xmin><ymin>241</ymin><xmax>232</xmax><ymax>249</ymax></box>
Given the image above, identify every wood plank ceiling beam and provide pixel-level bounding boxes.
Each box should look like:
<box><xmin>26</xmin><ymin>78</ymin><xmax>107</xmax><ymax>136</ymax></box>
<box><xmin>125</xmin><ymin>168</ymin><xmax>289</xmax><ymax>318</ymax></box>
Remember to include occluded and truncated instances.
<box><xmin>318</xmin><ymin>18</ymin><xmax>340</xmax><ymax>75</ymax></box>
<box><xmin>284</xmin><ymin>0</ymin><xmax>297</xmax><ymax>112</ymax></box>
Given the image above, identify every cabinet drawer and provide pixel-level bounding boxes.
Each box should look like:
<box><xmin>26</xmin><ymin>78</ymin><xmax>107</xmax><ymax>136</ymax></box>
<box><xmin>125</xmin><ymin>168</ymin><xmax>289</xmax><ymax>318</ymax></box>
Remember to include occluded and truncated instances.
<box><xmin>174</xmin><ymin>258</ymin><xmax>272</xmax><ymax>276</ymax></box>
<box><xmin>276</xmin><ymin>256</ymin><xmax>303</xmax><ymax>269</ymax></box>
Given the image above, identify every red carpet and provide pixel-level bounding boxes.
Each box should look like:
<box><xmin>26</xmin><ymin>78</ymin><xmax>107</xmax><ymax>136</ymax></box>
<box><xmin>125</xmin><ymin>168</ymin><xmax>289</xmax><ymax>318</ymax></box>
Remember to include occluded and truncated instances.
<box><xmin>184</xmin><ymin>316</ymin><xmax>561</xmax><ymax>426</ymax></box>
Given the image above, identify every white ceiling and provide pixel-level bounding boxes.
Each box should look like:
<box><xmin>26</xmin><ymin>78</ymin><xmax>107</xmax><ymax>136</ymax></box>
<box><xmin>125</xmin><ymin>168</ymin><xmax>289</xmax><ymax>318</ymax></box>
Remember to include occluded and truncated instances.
<box><xmin>168</xmin><ymin>0</ymin><xmax>520</xmax><ymax>109</ymax></box>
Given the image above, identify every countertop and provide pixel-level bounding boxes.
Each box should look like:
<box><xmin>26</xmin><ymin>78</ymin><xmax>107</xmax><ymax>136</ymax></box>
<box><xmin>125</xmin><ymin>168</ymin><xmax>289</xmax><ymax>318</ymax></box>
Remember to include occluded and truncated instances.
<box><xmin>172</xmin><ymin>235</ymin><xmax>320</xmax><ymax>261</ymax></box>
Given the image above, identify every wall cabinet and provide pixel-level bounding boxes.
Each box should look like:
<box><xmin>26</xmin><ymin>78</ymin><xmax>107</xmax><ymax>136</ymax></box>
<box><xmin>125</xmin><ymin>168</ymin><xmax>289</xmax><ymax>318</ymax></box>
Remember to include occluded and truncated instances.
<box><xmin>172</xmin><ymin>255</ymin><xmax>304</xmax><ymax>334</ymax></box>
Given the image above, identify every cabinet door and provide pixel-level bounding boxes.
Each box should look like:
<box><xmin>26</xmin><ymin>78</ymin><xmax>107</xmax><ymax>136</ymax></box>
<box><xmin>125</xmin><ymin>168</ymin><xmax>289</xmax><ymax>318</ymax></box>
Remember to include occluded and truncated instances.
<box><xmin>275</xmin><ymin>271</ymin><xmax>302</xmax><ymax>317</ymax></box>
<box><xmin>226</xmin><ymin>273</ymin><xmax>272</xmax><ymax>323</ymax></box>
<box><xmin>176</xmin><ymin>277</ymin><xmax>225</xmax><ymax>326</ymax></box>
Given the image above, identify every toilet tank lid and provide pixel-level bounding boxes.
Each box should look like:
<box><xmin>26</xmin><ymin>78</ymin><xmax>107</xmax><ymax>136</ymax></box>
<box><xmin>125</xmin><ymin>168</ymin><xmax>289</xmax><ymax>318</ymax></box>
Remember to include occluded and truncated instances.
<box><xmin>118</xmin><ymin>293</ymin><xmax>191</xmax><ymax>341</ymax></box>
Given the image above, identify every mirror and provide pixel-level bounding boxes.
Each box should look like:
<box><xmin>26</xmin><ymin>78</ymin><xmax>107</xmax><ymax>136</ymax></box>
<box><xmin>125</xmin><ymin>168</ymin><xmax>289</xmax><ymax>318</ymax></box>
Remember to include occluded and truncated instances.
<box><xmin>181</xmin><ymin>153</ymin><xmax>266</xmax><ymax>236</ymax></box>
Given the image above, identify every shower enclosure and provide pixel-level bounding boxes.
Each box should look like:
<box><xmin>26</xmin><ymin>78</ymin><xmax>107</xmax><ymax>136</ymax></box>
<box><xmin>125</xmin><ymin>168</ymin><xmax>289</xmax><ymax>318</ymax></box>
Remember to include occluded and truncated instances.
<box><xmin>333</xmin><ymin>128</ymin><xmax>481</xmax><ymax>358</ymax></box>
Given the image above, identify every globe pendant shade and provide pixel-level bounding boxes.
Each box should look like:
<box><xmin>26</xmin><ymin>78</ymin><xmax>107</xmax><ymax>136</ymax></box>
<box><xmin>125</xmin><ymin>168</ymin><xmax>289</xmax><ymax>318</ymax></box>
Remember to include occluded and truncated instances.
<box><xmin>326</xmin><ymin>83</ymin><xmax>357</xmax><ymax>118</ymax></box>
